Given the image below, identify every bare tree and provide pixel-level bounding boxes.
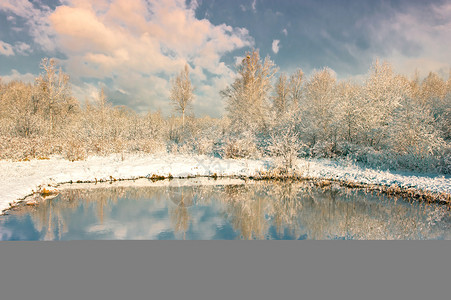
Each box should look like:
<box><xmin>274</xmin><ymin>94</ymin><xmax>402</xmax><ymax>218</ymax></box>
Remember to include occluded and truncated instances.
<box><xmin>169</xmin><ymin>64</ymin><xmax>194</xmax><ymax>128</ymax></box>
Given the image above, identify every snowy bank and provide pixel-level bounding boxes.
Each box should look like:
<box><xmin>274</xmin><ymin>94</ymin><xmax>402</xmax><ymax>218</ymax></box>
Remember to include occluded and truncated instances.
<box><xmin>1</xmin><ymin>154</ymin><xmax>450</xmax><ymax>213</ymax></box>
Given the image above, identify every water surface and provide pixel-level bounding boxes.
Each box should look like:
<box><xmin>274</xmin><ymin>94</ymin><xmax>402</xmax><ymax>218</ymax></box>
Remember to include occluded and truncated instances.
<box><xmin>1</xmin><ymin>179</ymin><xmax>450</xmax><ymax>240</ymax></box>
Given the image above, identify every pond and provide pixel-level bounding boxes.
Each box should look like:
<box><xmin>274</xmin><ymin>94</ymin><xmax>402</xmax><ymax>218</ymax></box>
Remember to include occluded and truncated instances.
<box><xmin>1</xmin><ymin>178</ymin><xmax>450</xmax><ymax>240</ymax></box>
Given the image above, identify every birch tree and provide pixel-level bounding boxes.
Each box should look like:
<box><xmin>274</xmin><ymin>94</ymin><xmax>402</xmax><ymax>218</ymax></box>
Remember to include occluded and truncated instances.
<box><xmin>221</xmin><ymin>49</ymin><xmax>277</xmax><ymax>133</ymax></box>
<box><xmin>170</xmin><ymin>64</ymin><xmax>194</xmax><ymax>128</ymax></box>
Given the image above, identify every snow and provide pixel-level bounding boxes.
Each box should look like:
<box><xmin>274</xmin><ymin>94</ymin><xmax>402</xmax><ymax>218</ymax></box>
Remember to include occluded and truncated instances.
<box><xmin>0</xmin><ymin>154</ymin><xmax>450</xmax><ymax>213</ymax></box>
<box><xmin>298</xmin><ymin>159</ymin><xmax>450</xmax><ymax>195</ymax></box>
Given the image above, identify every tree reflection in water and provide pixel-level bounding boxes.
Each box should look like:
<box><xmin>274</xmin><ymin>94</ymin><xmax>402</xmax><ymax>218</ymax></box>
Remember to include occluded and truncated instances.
<box><xmin>6</xmin><ymin>181</ymin><xmax>451</xmax><ymax>240</ymax></box>
<box><xmin>168</xmin><ymin>186</ymin><xmax>195</xmax><ymax>239</ymax></box>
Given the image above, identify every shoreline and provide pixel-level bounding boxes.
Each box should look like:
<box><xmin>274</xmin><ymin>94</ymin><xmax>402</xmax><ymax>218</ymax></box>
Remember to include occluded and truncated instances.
<box><xmin>1</xmin><ymin>154</ymin><xmax>450</xmax><ymax>214</ymax></box>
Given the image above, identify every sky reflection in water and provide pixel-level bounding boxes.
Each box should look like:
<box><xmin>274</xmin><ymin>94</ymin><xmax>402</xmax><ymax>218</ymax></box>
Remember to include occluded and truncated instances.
<box><xmin>1</xmin><ymin>180</ymin><xmax>450</xmax><ymax>240</ymax></box>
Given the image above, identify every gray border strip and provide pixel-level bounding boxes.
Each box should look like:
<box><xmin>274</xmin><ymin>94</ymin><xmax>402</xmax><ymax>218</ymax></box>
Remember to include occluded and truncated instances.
<box><xmin>1</xmin><ymin>241</ymin><xmax>450</xmax><ymax>300</ymax></box>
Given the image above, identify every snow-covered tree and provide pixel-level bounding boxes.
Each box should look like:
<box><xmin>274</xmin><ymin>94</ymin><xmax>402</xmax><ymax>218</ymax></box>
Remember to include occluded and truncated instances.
<box><xmin>97</xmin><ymin>88</ymin><xmax>111</xmax><ymax>141</ymax></box>
<box><xmin>418</xmin><ymin>71</ymin><xmax>450</xmax><ymax>141</ymax></box>
<box><xmin>169</xmin><ymin>64</ymin><xmax>194</xmax><ymax>129</ymax></box>
<box><xmin>442</xmin><ymin>74</ymin><xmax>451</xmax><ymax>141</ymax></box>
<box><xmin>273</xmin><ymin>73</ymin><xmax>289</xmax><ymax>117</ymax></box>
<box><xmin>221</xmin><ymin>49</ymin><xmax>277</xmax><ymax>133</ymax></box>
<box><xmin>300</xmin><ymin>68</ymin><xmax>337</xmax><ymax>146</ymax></box>
<box><xmin>335</xmin><ymin>81</ymin><xmax>362</xmax><ymax>144</ymax></box>
<box><xmin>35</xmin><ymin>58</ymin><xmax>76</xmax><ymax>136</ymax></box>
<box><xmin>390</xmin><ymin>81</ymin><xmax>446</xmax><ymax>172</ymax></box>
<box><xmin>418</xmin><ymin>72</ymin><xmax>446</xmax><ymax>107</ymax></box>
<box><xmin>359</xmin><ymin>61</ymin><xmax>408</xmax><ymax>149</ymax></box>
<box><xmin>0</xmin><ymin>81</ymin><xmax>39</xmax><ymax>137</ymax></box>
<box><xmin>391</xmin><ymin>97</ymin><xmax>442</xmax><ymax>155</ymax></box>
<box><xmin>288</xmin><ymin>69</ymin><xmax>304</xmax><ymax>110</ymax></box>
<box><xmin>268</xmin><ymin>123</ymin><xmax>304</xmax><ymax>174</ymax></box>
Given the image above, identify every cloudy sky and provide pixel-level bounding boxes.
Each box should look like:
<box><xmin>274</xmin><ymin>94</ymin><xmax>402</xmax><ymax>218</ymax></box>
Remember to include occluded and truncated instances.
<box><xmin>1</xmin><ymin>0</ymin><xmax>450</xmax><ymax>117</ymax></box>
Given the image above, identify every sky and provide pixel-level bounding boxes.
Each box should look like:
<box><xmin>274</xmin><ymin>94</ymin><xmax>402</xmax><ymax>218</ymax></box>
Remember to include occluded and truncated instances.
<box><xmin>1</xmin><ymin>0</ymin><xmax>450</xmax><ymax>117</ymax></box>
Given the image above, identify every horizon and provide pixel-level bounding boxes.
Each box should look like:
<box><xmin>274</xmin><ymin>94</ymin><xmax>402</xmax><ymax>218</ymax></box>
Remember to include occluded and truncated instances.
<box><xmin>1</xmin><ymin>0</ymin><xmax>451</xmax><ymax>117</ymax></box>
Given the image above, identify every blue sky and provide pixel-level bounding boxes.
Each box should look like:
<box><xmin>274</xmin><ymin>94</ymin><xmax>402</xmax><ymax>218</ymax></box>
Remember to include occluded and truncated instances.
<box><xmin>1</xmin><ymin>0</ymin><xmax>450</xmax><ymax>117</ymax></box>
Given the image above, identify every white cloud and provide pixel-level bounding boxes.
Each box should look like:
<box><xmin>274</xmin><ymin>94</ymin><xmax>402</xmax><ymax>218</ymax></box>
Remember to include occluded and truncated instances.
<box><xmin>282</xmin><ymin>28</ymin><xmax>288</xmax><ymax>36</ymax></box>
<box><xmin>272</xmin><ymin>39</ymin><xmax>280</xmax><ymax>54</ymax></box>
<box><xmin>0</xmin><ymin>0</ymin><xmax>56</xmax><ymax>51</ymax></box>
<box><xmin>0</xmin><ymin>41</ymin><xmax>14</xmax><ymax>56</ymax></box>
<box><xmin>0</xmin><ymin>41</ymin><xmax>32</xmax><ymax>56</ymax></box>
<box><xmin>0</xmin><ymin>69</ymin><xmax>36</xmax><ymax>83</ymax></box>
<box><xmin>234</xmin><ymin>56</ymin><xmax>245</xmax><ymax>66</ymax></box>
<box><xmin>240</xmin><ymin>0</ymin><xmax>256</xmax><ymax>13</ymax></box>
<box><xmin>14</xmin><ymin>42</ymin><xmax>31</xmax><ymax>55</ymax></box>
<box><xmin>252</xmin><ymin>0</ymin><xmax>257</xmax><ymax>12</ymax></box>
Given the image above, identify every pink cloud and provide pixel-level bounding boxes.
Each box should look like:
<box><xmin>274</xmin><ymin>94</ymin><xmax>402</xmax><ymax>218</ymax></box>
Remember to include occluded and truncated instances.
<box><xmin>38</xmin><ymin>0</ymin><xmax>253</xmax><ymax>114</ymax></box>
<box><xmin>48</xmin><ymin>0</ymin><xmax>252</xmax><ymax>75</ymax></box>
<box><xmin>50</xmin><ymin>6</ymin><xmax>119</xmax><ymax>52</ymax></box>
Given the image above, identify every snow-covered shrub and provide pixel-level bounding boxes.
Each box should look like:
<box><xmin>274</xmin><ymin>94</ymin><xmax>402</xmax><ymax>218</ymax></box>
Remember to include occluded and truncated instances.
<box><xmin>167</xmin><ymin>142</ymin><xmax>179</xmax><ymax>154</ymax></box>
<box><xmin>178</xmin><ymin>116</ymin><xmax>220</xmax><ymax>156</ymax></box>
<box><xmin>64</xmin><ymin>139</ymin><xmax>87</xmax><ymax>161</ymax></box>
<box><xmin>394</xmin><ymin>152</ymin><xmax>439</xmax><ymax>174</ymax></box>
<box><xmin>223</xmin><ymin>135</ymin><xmax>260</xmax><ymax>159</ymax></box>
<box><xmin>333</xmin><ymin>142</ymin><xmax>360</xmax><ymax>158</ymax></box>
<box><xmin>0</xmin><ymin>137</ymin><xmax>62</xmax><ymax>160</ymax></box>
<box><xmin>111</xmin><ymin>138</ymin><xmax>126</xmax><ymax>154</ymax></box>
<box><xmin>132</xmin><ymin>139</ymin><xmax>166</xmax><ymax>154</ymax></box>
<box><xmin>191</xmin><ymin>137</ymin><xmax>215</xmax><ymax>155</ymax></box>
<box><xmin>438</xmin><ymin>146</ymin><xmax>451</xmax><ymax>174</ymax></box>
<box><xmin>267</xmin><ymin>125</ymin><xmax>304</xmax><ymax>174</ymax></box>
<box><xmin>311</xmin><ymin>141</ymin><xmax>338</xmax><ymax>158</ymax></box>
<box><xmin>177</xmin><ymin>142</ymin><xmax>192</xmax><ymax>155</ymax></box>
<box><xmin>347</xmin><ymin>146</ymin><xmax>389</xmax><ymax>169</ymax></box>
<box><xmin>89</xmin><ymin>139</ymin><xmax>108</xmax><ymax>155</ymax></box>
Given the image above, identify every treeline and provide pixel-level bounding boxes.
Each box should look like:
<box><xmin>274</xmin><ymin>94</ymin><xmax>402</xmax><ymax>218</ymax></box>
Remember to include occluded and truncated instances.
<box><xmin>0</xmin><ymin>58</ymin><xmax>220</xmax><ymax>161</ymax></box>
<box><xmin>0</xmin><ymin>51</ymin><xmax>450</xmax><ymax>174</ymax></box>
<box><xmin>222</xmin><ymin>50</ymin><xmax>450</xmax><ymax>174</ymax></box>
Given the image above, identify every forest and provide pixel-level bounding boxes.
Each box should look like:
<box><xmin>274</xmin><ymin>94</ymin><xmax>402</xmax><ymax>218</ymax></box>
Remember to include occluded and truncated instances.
<box><xmin>0</xmin><ymin>50</ymin><xmax>450</xmax><ymax>174</ymax></box>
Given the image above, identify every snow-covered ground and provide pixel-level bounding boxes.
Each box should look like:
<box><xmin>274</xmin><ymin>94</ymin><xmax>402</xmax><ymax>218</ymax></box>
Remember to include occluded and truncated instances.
<box><xmin>0</xmin><ymin>154</ymin><xmax>450</xmax><ymax>213</ymax></box>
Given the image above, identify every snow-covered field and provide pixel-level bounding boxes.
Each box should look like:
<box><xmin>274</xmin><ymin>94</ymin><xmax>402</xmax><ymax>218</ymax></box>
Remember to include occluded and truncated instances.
<box><xmin>0</xmin><ymin>154</ymin><xmax>450</xmax><ymax>213</ymax></box>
